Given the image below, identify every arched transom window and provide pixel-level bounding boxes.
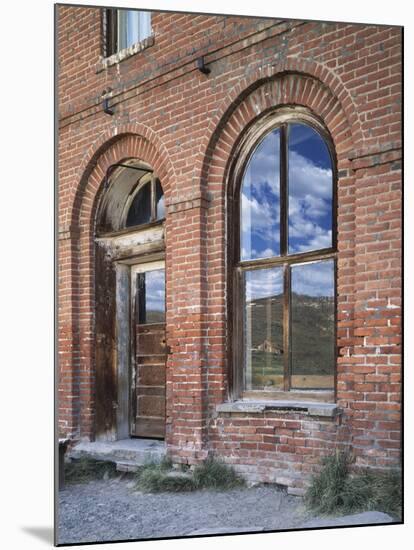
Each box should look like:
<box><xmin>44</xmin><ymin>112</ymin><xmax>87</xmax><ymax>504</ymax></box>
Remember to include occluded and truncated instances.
<box><xmin>234</xmin><ymin>118</ymin><xmax>336</xmax><ymax>400</ymax></box>
<box><xmin>96</xmin><ymin>162</ymin><xmax>165</xmax><ymax>235</ymax></box>
<box><xmin>124</xmin><ymin>174</ymin><xmax>165</xmax><ymax>228</ymax></box>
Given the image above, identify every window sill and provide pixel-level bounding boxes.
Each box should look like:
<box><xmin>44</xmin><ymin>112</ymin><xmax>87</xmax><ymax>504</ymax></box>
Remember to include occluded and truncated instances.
<box><xmin>216</xmin><ymin>400</ymin><xmax>341</xmax><ymax>418</ymax></box>
<box><xmin>96</xmin><ymin>34</ymin><xmax>155</xmax><ymax>73</ymax></box>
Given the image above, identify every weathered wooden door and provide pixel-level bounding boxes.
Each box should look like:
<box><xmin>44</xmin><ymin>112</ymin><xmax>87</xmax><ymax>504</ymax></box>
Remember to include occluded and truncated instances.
<box><xmin>130</xmin><ymin>261</ymin><xmax>166</xmax><ymax>438</ymax></box>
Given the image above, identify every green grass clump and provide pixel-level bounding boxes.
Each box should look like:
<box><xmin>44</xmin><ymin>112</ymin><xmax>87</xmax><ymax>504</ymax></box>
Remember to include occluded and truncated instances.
<box><xmin>305</xmin><ymin>451</ymin><xmax>402</xmax><ymax>519</ymax></box>
<box><xmin>136</xmin><ymin>457</ymin><xmax>194</xmax><ymax>493</ymax></box>
<box><xmin>135</xmin><ymin>456</ymin><xmax>245</xmax><ymax>493</ymax></box>
<box><xmin>341</xmin><ymin>469</ymin><xmax>402</xmax><ymax>518</ymax></box>
<box><xmin>193</xmin><ymin>456</ymin><xmax>245</xmax><ymax>490</ymax></box>
<box><xmin>64</xmin><ymin>456</ymin><xmax>117</xmax><ymax>484</ymax></box>
<box><xmin>305</xmin><ymin>451</ymin><xmax>349</xmax><ymax>514</ymax></box>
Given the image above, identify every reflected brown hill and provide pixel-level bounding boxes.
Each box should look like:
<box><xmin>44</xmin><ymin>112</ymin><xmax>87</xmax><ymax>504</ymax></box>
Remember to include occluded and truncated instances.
<box><xmin>246</xmin><ymin>293</ymin><xmax>334</xmax><ymax>382</ymax></box>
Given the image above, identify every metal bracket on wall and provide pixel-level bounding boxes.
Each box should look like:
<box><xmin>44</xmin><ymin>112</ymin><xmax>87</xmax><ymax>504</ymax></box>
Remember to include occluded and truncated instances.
<box><xmin>102</xmin><ymin>88</ymin><xmax>114</xmax><ymax>115</ymax></box>
<box><xmin>103</xmin><ymin>97</ymin><xmax>114</xmax><ymax>116</ymax></box>
<box><xmin>196</xmin><ymin>56</ymin><xmax>210</xmax><ymax>75</ymax></box>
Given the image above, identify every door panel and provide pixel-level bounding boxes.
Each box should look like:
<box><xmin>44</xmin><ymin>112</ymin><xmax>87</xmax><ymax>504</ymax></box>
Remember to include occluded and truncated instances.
<box><xmin>130</xmin><ymin>263</ymin><xmax>166</xmax><ymax>439</ymax></box>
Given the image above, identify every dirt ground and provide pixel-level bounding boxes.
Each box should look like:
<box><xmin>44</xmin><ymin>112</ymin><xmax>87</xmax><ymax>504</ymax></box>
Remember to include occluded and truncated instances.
<box><xmin>57</xmin><ymin>476</ymin><xmax>312</xmax><ymax>544</ymax></box>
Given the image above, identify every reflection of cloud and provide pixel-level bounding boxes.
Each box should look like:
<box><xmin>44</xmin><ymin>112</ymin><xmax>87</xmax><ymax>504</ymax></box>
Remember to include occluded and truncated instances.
<box><xmin>241</xmin><ymin>130</ymin><xmax>280</xmax><ymax>260</ymax></box>
<box><xmin>246</xmin><ymin>268</ymin><xmax>283</xmax><ymax>301</ymax></box>
<box><xmin>241</xmin><ymin>191</ymin><xmax>280</xmax><ymax>259</ymax></box>
<box><xmin>246</xmin><ymin>129</ymin><xmax>280</xmax><ymax>194</ymax></box>
<box><xmin>289</xmin><ymin>151</ymin><xmax>332</xmax><ymax>199</ymax></box>
<box><xmin>296</xmin><ymin>231</ymin><xmax>332</xmax><ymax>252</ymax></box>
<box><xmin>291</xmin><ymin>260</ymin><xmax>334</xmax><ymax>297</ymax></box>
<box><xmin>245</xmin><ymin>260</ymin><xmax>334</xmax><ymax>301</ymax></box>
<box><xmin>288</xmin><ymin>149</ymin><xmax>332</xmax><ymax>251</ymax></box>
<box><xmin>241</xmin><ymin>124</ymin><xmax>333</xmax><ymax>259</ymax></box>
<box><xmin>145</xmin><ymin>270</ymin><xmax>165</xmax><ymax>312</ymax></box>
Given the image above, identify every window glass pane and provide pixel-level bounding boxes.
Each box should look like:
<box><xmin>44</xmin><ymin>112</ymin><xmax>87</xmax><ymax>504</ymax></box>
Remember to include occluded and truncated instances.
<box><xmin>288</xmin><ymin>123</ymin><xmax>333</xmax><ymax>254</ymax></box>
<box><xmin>126</xmin><ymin>10</ymin><xmax>140</xmax><ymax>48</ymax></box>
<box><xmin>244</xmin><ymin>267</ymin><xmax>284</xmax><ymax>391</ymax></box>
<box><xmin>137</xmin><ymin>269</ymin><xmax>165</xmax><ymax>324</ymax></box>
<box><xmin>117</xmin><ymin>10</ymin><xmax>135</xmax><ymax>50</ymax></box>
<box><xmin>138</xmin><ymin>11</ymin><xmax>151</xmax><ymax>41</ymax></box>
<box><xmin>155</xmin><ymin>179</ymin><xmax>165</xmax><ymax>220</ymax></box>
<box><xmin>240</xmin><ymin>129</ymin><xmax>280</xmax><ymax>261</ymax></box>
<box><xmin>290</xmin><ymin>260</ymin><xmax>335</xmax><ymax>389</ymax></box>
<box><xmin>117</xmin><ymin>10</ymin><xmax>151</xmax><ymax>50</ymax></box>
<box><xmin>126</xmin><ymin>182</ymin><xmax>151</xmax><ymax>227</ymax></box>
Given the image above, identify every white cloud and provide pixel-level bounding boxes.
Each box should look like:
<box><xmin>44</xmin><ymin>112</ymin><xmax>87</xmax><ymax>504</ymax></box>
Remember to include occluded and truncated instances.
<box><xmin>245</xmin><ymin>267</ymin><xmax>283</xmax><ymax>301</ymax></box>
<box><xmin>240</xmin><ymin>129</ymin><xmax>333</xmax><ymax>258</ymax></box>
<box><xmin>145</xmin><ymin>269</ymin><xmax>165</xmax><ymax>312</ymax></box>
<box><xmin>291</xmin><ymin>260</ymin><xmax>334</xmax><ymax>297</ymax></box>
<box><xmin>241</xmin><ymin>186</ymin><xmax>280</xmax><ymax>260</ymax></box>
<box><xmin>289</xmin><ymin>150</ymin><xmax>332</xmax><ymax>200</ymax></box>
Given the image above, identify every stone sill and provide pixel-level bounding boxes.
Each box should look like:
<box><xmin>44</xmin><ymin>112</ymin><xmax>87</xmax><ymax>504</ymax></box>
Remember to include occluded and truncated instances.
<box><xmin>96</xmin><ymin>34</ymin><xmax>155</xmax><ymax>73</ymax></box>
<box><xmin>216</xmin><ymin>400</ymin><xmax>341</xmax><ymax>418</ymax></box>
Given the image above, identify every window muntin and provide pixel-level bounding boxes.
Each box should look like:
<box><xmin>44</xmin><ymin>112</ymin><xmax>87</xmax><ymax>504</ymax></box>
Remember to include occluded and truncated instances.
<box><xmin>124</xmin><ymin>175</ymin><xmax>165</xmax><ymax>229</ymax></box>
<box><xmin>236</xmin><ymin>119</ymin><xmax>336</xmax><ymax>397</ymax></box>
<box><xmin>105</xmin><ymin>9</ymin><xmax>152</xmax><ymax>57</ymax></box>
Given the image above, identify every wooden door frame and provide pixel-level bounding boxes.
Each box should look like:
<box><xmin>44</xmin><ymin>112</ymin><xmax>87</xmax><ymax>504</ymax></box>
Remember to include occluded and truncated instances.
<box><xmin>112</xmin><ymin>250</ymin><xmax>165</xmax><ymax>441</ymax></box>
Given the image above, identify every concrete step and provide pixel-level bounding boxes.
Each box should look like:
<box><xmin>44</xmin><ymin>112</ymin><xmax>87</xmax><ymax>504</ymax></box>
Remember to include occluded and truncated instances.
<box><xmin>68</xmin><ymin>438</ymin><xmax>166</xmax><ymax>468</ymax></box>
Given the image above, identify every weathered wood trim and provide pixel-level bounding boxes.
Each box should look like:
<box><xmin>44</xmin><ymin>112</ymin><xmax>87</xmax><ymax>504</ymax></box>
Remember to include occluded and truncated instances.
<box><xmin>115</xmin><ymin>263</ymin><xmax>130</xmax><ymax>440</ymax></box>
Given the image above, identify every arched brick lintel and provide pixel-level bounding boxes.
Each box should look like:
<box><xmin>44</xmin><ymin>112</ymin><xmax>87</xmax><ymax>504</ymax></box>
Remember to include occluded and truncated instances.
<box><xmin>64</xmin><ymin>122</ymin><xmax>175</xmax><ymax>232</ymax></box>
<box><xmin>199</xmin><ymin>63</ymin><xmax>363</xmax><ymax>187</ymax></box>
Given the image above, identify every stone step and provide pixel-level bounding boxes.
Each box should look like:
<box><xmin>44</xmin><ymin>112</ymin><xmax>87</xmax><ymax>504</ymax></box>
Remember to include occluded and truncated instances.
<box><xmin>68</xmin><ymin>438</ymin><xmax>166</xmax><ymax>467</ymax></box>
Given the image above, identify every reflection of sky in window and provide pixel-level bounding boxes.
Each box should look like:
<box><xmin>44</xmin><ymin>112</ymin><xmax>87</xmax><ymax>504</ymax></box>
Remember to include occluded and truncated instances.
<box><xmin>145</xmin><ymin>269</ymin><xmax>165</xmax><ymax>312</ymax></box>
<box><xmin>241</xmin><ymin>129</ymin><xmax>280</xmax><ymax>261</ymax></box>
<box><xmin>291</xmin><ymin>260</ymin><xmax>334</xmax><ymax>297</ymax></box>
<box><xmin>245</xmin><ymin>267</ymin><xmax>283</xmax><ymax>301</ymax></box>
<box><xmin>288</xmin><ymin>124</ymin><xmax>333</xmax><ymax>253</ymax></box>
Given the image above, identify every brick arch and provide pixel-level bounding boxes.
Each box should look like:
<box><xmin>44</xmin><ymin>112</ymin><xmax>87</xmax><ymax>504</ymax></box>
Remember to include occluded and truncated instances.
<box><xmin>64</xmin><ymin>122</ymin><xmax>175</xmax><ymax>231</ymax></box>
<box><xmin>198</xmin><ymin>60</ymin><xmax>363</xmax><ymax>189</ymax></box>
<box><xmin>200</xmin><ymin>69</ymin><xmax>360</xmax><ymax>418</ymax></box>
<box><xmin>61</xmin><ymin>124</ymin><xmax>175</xmax><ymax>439</ymax></box>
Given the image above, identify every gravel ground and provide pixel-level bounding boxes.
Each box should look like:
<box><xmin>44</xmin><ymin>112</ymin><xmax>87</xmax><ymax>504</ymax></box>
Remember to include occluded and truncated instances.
<box><xmin>58</xmin><ymin>476</ymin><xmax>311</xmax><ymax>544</ymax></box>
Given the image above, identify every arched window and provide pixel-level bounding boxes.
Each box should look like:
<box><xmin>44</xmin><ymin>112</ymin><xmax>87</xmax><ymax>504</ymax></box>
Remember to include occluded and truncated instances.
<box><xmin>124</xmin><ymin>174</ymin><xmax>165</xmax><ymax>229</ymax></box>
<box><xmin>233</xmin><ymin>117</ymin><xmax>336</xmax><ymax>400</ymax></box>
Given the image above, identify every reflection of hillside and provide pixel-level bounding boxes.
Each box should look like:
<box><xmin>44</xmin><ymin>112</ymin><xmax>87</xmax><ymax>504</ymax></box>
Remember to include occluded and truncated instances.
<box><xmin>142</xmin><ymin>309</ymin><xmax>165</xmax><ymax>324</ymax></box>
<box><xmin>246</xmin><ymin>293</ymin><xmax>334</xmax><ymax>376</ymax></box>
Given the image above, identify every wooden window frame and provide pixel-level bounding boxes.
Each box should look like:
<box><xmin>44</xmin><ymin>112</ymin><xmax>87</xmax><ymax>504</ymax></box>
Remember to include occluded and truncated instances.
<box><xmin>228</xmin><ymin>109</ymin><xmax>338</xmax><ymax>403</ymax></box>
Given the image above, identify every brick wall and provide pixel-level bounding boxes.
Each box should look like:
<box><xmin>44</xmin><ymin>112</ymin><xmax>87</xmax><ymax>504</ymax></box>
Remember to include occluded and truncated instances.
<box><xmin>58</xmin><ymin>5</ymin><xmax>402</xmax><ymax>486</ymax></box>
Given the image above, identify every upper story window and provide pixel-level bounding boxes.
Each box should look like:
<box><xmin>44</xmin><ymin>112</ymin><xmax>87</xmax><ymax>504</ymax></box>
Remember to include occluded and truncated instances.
<box><xmin>232</xmin><ymin>116</ymin><xmax>337</xmax><ymax>401</ymax></box>
<box><xmin>104</xmin><ymin>8</ymin><xmax>151</xmax><ymax>57</ymax></box>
